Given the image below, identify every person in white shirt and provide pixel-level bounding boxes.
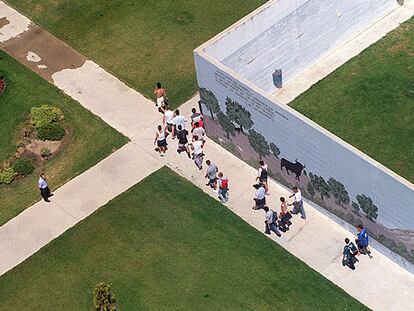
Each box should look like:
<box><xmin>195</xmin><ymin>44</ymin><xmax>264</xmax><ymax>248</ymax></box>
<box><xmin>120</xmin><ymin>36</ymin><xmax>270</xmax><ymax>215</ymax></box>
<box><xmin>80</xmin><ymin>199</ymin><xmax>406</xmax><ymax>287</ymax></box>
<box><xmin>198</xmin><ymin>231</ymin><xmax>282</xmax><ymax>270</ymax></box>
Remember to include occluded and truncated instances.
<box><xmin>255</xmin><ymin>160</ymin><xmax>269</xmax><ymax>195</ymax></box>
<box><xmin>154</xmin><ymin>125</ymin><xmax>167</xmax><ymax>156</ymax></box>
<box><xmin>38</xmin><ymin>173</ymin><xmax>53</xmax><ymax>202</ymax></box>
<box><xmin>189</xmin><ymin>135</ymin><xmax>204</xmax><ymax>170</ymax></box>
<box><xmin>252</xmin><ymin>183</ymin><xmax>266</xmax><ymax>210</ymax></box>
<box><xmin>288</xmin><ymin>186</ymin><xmax>306</xmax><ymax>219</ymax></box>
<box><xmin>191</xmin><ymin>122</ymin><xmax>205</xmax><ymax>141</ymax></box>
<box><xmin>191</xmin><ymin>107</ymin><xmax>203</xmax><ymax>125</ymax></box>
<box><xmin>172</xmin><ymin>109</ymin><xmax>187</xmax><ymax>138</ymax></box>
<box><xmin>162</xmin><ymin>105</ymin><xmax>174</xmax><ymax>133</ymax></box>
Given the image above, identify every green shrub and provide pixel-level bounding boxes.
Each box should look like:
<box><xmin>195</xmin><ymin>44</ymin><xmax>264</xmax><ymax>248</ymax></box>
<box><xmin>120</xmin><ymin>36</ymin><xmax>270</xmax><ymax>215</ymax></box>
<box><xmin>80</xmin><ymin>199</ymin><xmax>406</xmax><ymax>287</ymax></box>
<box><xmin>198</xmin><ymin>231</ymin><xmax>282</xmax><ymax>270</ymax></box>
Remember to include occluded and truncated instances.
<box><xmin>30</xmin><ymin>105</ymin><xmax>64</xmax><ymax>128</ymax></box>
<box><xmin>37</xmin><ymin>123</ymin><xmax>65</xmax><ymax>141</ymax></box>
<box><xmin>93</xmin><ymin>283</ymin><xmax>117</xmax><ymax>311</ymax></box>
<box><xmin>12</xmin><ymin>157</ymin><xmax>35</xmax><ymax>176</ymax></box>
<box><xmin>40</xmin><ymin>147</ymin><xmax>52</xmax><ymax>158</ymax></box>
<box><xmin>0</xmin><ymin>167</ymin><xmax>17</xmax><ymax>184</ymax></box>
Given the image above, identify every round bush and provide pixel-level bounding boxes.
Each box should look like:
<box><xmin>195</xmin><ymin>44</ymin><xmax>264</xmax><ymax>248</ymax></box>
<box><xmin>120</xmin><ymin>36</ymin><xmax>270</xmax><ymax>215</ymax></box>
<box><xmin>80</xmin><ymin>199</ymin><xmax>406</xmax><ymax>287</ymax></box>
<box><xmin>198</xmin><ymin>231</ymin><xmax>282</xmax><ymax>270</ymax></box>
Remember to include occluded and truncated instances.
<box><xmin>0</xmin><ymin>167</ymin><xmax>17</xmax><ymax>184</ymax></box>
<box><xmin>30</xmin><ymin>105</ymin><xmax>64</xmax><ymax>128</ymax></box>
<box><xmin>12</xmin><ymin>157</ymin><xmax>34</xmax><ymax>176</ymax></box>
<box><xmin>37</xmin><ymin>123</ymin><xmax>65</xmax><ymax>141</ymax></box>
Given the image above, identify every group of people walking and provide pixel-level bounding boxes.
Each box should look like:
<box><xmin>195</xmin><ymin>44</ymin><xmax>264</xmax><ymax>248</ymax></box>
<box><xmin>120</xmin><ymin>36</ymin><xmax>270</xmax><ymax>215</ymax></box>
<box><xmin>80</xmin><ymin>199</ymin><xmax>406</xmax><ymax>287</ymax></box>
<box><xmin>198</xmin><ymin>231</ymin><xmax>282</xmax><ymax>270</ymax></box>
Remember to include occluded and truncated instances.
<box><xmin>252</xmin><ymin>161</ymin><xmax>373</xmax><ymax>270</ymax></box>
<box><xmin>342</xmin><ymin>225</ymin><xmax>373</xmax><ymax>270</ymax></box>
<box><xmin>154</xmin><ymin>82</ymin><xmax>230</xmax><ymax>203</ymax></box>
<box><xmin>153</xmin><ymin>82</ymin><xmax>374</xmax><ymax>271</ymax></box>
<box><xmin>31</xmin><ymin>82</ymin><xmax>374</xmax><ymax>274</ymax></box>
<box><xmin>154</xmin><ymin>104</ymin><xmax>207</xmax><ymax>171</ymax></box>
<box><xmin>154</xmin><ymin>84</ymin><xmax>206</xmax><ymax>167</ymax></box>
<box><xmin>251</xmin><ymin>160</ymin><xmax>305</xmax><ymax>237</ymax></box>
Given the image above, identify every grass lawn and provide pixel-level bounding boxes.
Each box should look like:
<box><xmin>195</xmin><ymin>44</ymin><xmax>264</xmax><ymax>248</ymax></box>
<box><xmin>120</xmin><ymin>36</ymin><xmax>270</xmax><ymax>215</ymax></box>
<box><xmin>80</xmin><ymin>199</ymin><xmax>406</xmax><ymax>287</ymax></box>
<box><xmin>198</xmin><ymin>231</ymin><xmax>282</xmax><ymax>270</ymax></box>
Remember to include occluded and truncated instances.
<box><xmin>290</xmin><ymin>18</ymin><xmax>414</xmax><ymax>183</ymax></box>
<box><xmin>0</xmin><ymin>167</ymin><xmax>366</xmax><ymax>310</ymax></box>
<box><xmin>5</xmin><ymin>0</ymin><xmax>266</xmax><ymax>107</ymax></box>
<box><xmin>0</xmin><ymin>50</ymin><xmax>128</xmax><ymax>225</ymax></box>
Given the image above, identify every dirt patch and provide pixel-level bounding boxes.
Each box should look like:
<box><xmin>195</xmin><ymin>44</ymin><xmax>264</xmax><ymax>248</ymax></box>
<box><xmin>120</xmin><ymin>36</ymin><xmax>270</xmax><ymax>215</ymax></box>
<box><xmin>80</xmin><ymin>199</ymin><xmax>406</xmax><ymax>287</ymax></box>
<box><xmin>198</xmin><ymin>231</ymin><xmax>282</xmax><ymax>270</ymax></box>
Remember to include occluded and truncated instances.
<box><xmin>25</xmin><ymin>139</ymin><xmax>61</xmax><ymax>157</ymax></box>
<box><xmin>0</xmin><ymin>17</ymin><xmax>10</xmax><ymax>28</ymax></box>
<box><xmin>175</xmin><ymin>12</ymin><xmax>194</xmax><ymax>25</ymax></box>
<box><xmin>11</xmin><ymin>116</ymin><xmax>70</xmax><ymax>163</ymax></box>
<box><xmin>387</xmin><ymin>39</ymin><xmax>409</xmax><ymax>54</ymax></box>
<box><xmin>1</xmin><ymin>25</ymin><xmax>86</xmax><ymax>81</ymax></box>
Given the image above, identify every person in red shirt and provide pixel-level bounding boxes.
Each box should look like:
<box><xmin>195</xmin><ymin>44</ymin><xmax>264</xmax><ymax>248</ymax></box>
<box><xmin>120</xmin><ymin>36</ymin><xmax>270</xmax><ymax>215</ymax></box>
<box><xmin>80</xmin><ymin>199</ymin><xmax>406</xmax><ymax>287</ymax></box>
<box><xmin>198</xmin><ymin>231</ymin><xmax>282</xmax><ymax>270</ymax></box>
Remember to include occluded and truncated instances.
<box><xmin>217</xmin><ymin>172</ymin><xmax>229</xmax><ymax>203</ymax></box>
<box><xmin>198</xmin><ymin>118</ymin><xmax>204</xmax><ymax>128</ymax></box>
<box><xmin>191</xmin><ymin>107</ymin><xmax>204</xmax><ymax>128</ymax></box>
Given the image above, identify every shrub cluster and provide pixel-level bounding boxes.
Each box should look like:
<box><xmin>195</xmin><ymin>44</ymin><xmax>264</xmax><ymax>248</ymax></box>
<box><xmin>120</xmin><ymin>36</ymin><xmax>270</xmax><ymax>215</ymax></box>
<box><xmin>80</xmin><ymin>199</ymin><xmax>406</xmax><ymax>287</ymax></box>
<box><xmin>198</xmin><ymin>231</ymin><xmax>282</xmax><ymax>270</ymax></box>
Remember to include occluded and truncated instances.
<box><xmin>30</xmin><ymin>105</ymin><xmax>66</xmax><ymax>142</ymax></box>
<box><xmin>37</xmin><ymin>123</ymin><xmax>65</xmax><ymax>141</ymax></box>
<box><xmin>30</xmin><ymin>105</ymin><xmax>64</xmax><ymax>128</ymax></box>
<box><xmin>12</xmin><ymin>157</ymin><xmax>35</xmax><ymax>176</ymax></box>
<box><xmin>93</xmin><ymin>283</ymin><xmax>117</xmax><ymax>311</ymax></box>
<box><xmin>0</xmin><ymin>167</ymin><xmax>17</xmax><ymax>184</ymax></box>
<box><xmin>2</xmin><ymin>105</ymin><xmax>65</xmax><ymax>185</ymax></box>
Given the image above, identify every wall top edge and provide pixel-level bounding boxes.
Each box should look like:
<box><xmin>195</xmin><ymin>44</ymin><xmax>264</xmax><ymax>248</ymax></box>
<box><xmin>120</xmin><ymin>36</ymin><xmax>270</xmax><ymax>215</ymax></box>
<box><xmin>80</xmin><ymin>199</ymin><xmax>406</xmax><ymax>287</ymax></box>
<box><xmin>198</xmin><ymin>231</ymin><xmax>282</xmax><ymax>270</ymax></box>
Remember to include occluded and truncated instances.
<box><xmin>193</xmin><ymin>0</ymin><xmax>276</xmax><ymax>55</ymax></box>
<box><xmin>195</xmin><ymin>51</ymin><xmax>414</xmax><ymax>193</ymax></box>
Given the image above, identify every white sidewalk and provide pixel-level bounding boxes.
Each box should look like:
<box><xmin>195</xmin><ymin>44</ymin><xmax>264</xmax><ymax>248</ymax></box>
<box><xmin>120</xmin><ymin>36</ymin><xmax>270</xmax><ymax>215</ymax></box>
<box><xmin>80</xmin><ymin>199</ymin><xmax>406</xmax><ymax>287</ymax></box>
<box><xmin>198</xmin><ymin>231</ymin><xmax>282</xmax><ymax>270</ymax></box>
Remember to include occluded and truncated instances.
<box><xmin>1</xmin><ymin>2</ymin><xmax>414</xmax><ymax>310</ymax></box>
<box><xmin>0</xmin><ymin>142</ymin><xmax>162</xmax><ymax>276</ymax></box>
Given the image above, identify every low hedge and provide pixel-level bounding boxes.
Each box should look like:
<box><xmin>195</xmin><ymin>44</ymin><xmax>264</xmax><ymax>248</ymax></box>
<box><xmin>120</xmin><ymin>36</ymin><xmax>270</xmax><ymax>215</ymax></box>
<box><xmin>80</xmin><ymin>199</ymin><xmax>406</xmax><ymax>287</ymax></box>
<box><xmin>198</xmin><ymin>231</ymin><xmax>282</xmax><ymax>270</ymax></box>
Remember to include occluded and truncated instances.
<box><xmin>37</xmin><ymin>123</ymin><xmax>65</xmax><ymax>141</ymax></box>
<box><xmin>12</xmin><ymin>157</ymin><xmax>35</xmax><ymax>176</ymax></box>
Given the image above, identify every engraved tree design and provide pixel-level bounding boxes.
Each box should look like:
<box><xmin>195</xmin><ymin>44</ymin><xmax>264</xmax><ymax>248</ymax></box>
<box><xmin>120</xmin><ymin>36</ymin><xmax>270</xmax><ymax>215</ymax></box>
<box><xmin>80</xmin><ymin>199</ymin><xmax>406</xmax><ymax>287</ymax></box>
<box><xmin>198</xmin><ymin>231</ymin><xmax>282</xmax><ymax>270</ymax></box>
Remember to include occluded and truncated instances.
<box><xmin>199</xmin><ymin>87</ymin><xmax>220</xmax><ymax>119</ymax></box>
<box><xmin>248</xmin><ymin>129</ymin><xmax>270</xmax><ymax>159</ymax></box>
<box><xmin>217</xmin><ymin>111</ymin><xmax>235</xmax><ymax>139</ymax></box>
<box><xmin>225</xmin><ymin>97</ymin><xmax>253</xmax><ymax>133</ymax></box>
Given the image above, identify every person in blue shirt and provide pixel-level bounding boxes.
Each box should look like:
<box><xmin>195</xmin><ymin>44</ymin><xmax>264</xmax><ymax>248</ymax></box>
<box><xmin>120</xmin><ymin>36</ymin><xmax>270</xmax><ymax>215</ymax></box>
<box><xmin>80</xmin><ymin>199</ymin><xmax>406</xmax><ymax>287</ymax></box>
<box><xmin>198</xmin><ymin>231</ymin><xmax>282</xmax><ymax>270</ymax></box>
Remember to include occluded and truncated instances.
<box><xmin>355</xmin><ymin>225</ymin><xmax>372</xmax><ymax>258</ymax></box>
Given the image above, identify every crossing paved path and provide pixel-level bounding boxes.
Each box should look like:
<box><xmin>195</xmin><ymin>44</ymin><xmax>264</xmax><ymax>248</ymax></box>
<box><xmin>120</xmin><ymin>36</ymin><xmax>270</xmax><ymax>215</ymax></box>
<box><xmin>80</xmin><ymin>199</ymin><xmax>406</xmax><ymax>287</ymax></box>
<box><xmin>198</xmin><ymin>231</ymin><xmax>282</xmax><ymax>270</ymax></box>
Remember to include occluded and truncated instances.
<box><xmin>1</xmin><ymin>2</ymin><xmax>414</xmax><ymax>309</ymax></box>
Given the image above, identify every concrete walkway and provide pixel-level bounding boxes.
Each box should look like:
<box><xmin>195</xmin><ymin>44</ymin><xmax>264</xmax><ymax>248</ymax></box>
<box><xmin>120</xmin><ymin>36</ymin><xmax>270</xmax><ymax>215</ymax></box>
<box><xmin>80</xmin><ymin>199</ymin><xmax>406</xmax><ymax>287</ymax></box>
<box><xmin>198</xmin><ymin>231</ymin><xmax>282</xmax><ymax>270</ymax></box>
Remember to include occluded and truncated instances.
<box><xmin>1</xmin><ymin>2</ymin><xmax>414</xmax><ymax>310</ymax></box>
<box><xmin>0</xmin><ymin>143</ymin><xmax>161</xmax><ymax>275</ymax></box>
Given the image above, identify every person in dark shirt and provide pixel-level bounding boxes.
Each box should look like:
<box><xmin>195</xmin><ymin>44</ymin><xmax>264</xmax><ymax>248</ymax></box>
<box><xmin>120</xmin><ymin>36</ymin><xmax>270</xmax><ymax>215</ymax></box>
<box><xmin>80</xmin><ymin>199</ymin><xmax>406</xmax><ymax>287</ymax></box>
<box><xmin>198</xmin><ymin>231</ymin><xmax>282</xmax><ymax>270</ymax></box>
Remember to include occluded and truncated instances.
<box><xmin>342</xmin><ymin>238</ymin><xmax>359</xmax><ymax>270</ymax></box>
<box><xmin>175</xmin><ymin>125</ymin><xmax>191</xmax><ymax>158</ymax></box>
<box><xmin>256</xmin><ymin>160</ymin><xmax>269</xmax><ymax>195</ymax></box>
